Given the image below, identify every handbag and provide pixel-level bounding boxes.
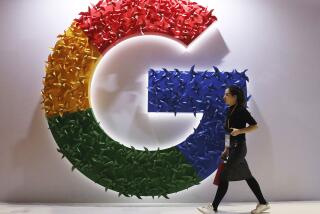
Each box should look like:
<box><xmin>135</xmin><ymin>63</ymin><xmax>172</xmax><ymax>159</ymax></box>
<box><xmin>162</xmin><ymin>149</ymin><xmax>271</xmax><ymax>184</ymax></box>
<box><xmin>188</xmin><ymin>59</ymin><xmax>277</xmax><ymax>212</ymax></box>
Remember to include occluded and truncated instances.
<box><xmin>213</xmin><ymin>159</ymin><xmax>225</xmax><ymax>186</ymax></box>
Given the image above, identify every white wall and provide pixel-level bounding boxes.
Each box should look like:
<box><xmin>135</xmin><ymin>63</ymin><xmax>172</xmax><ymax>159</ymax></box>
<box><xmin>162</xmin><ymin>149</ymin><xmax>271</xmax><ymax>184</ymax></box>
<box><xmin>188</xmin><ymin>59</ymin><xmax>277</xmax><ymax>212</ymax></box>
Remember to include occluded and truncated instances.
<box><xmin>1</xmin><ymin>0</ymin><xmax>320</xmax><ymax>203</ymax></box>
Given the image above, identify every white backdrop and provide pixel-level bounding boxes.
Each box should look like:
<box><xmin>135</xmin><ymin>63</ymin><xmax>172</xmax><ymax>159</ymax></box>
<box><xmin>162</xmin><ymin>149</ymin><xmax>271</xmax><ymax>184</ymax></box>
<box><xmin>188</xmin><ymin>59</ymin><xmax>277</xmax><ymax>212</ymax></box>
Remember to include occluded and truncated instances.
<box><xmin>1</xmin><ymin>0</ymin><xmax>320</xmax><ymax>203</ymax></box>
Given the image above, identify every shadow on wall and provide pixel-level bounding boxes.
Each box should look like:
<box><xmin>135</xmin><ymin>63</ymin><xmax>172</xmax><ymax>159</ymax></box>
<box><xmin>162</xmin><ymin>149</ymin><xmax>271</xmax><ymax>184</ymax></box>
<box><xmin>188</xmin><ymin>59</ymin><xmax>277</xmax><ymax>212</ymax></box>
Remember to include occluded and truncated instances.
<box><xmin>4</xmin><ymin>97</ymin><xmax>104</xmax><ymax>203</ymax></box>
<box><xmin>243</xmin><ymin>98</ymin><xmax>276</xmax><ymax>201</ymax></box>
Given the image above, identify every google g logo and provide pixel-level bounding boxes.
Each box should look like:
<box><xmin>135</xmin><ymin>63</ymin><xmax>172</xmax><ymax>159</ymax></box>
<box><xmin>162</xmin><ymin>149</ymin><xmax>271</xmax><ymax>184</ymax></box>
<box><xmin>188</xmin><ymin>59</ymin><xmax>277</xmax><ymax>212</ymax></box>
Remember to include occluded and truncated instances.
<box><xmin>42</xmin><ymin>0</ymin><xmax>248</xmax><ymax>199</ymax></box>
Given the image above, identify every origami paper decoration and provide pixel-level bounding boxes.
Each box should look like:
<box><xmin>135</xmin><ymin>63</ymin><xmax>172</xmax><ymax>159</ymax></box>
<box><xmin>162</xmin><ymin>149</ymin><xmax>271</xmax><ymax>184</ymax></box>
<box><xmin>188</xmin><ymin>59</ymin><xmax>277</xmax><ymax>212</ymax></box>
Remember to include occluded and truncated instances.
<box><xmin>148</xmin><ymin>66</ymin><xmax>249</xmax><ymax>179</ymax></box>
<box><xmin>42</xmin><ymin>0</ymin><xmax>251</xmax><ymax>198</ymax></box>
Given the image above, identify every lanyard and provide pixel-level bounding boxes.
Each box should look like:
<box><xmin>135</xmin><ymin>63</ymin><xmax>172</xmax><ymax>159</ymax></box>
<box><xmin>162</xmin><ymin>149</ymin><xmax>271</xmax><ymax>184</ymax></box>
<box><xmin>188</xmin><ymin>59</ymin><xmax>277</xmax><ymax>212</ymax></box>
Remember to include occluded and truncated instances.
<box><xmin>227</xmin><ymin>104</ymin><xmax>237</xmax><ymax>130</ymax></box>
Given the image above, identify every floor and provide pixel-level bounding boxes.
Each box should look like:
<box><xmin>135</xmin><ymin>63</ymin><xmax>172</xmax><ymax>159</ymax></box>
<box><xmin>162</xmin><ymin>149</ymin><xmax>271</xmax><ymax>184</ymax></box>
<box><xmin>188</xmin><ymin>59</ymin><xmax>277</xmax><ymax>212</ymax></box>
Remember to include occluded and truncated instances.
<box><xmin>0</xmin><ymin>202</ymin><xmax>319</xmax><ymax>214</ymax></box>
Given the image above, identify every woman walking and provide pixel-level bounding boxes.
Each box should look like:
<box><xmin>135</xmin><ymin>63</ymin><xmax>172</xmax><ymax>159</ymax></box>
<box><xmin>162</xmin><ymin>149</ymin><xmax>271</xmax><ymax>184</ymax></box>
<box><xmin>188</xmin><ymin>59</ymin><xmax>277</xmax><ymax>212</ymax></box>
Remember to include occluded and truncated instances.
<box><xmin>197</xmin><ymin>85</ymin><xmax>270</xmax><ymax>214</ymax></box>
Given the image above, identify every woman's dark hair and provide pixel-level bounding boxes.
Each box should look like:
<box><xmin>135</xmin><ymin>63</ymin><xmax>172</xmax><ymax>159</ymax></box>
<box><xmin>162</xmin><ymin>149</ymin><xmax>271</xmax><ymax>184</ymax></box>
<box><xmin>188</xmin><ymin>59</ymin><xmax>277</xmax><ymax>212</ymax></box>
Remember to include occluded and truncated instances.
<box><xmin>227</xmin><ymin>85</ymin><xmax>246</xmax><ymax>107</ymax></box>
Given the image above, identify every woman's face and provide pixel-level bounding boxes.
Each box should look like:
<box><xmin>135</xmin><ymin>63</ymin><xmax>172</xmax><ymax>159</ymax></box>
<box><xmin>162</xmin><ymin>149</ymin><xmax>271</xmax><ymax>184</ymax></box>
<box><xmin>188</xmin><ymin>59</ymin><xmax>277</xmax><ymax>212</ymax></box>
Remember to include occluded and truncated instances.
<box><xmin>223</xmin><ymin>88</ymin><xmax>237</xmax><ymax>106</ymax></box>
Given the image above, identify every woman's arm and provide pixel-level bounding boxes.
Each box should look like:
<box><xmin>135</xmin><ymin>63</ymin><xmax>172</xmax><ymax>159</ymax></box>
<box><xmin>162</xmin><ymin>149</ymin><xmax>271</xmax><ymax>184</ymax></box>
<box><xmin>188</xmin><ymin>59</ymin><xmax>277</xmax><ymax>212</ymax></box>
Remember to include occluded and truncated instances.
<box><xmin>230</xmin><ymin>124</ymin><xmax>258</xmax><ymax>136</ymax></box>
<box><xmin>240</xmin><ymin>124</ymin><xmax>258</xmax><ymax>134</ymax></box>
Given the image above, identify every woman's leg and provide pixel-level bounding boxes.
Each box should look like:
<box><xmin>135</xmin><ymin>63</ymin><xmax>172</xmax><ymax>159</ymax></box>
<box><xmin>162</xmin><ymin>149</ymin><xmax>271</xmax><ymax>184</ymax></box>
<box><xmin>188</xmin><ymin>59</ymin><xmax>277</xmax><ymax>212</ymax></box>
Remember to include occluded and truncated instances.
<box><xmin>212</xmin><ymin>179</ymin><xmax>229</xmax><ymax>210</ymax></box>
<box><xmin>245</xmin><ymin>176</ymin><xmax>267</xmax><ymax>204</ymax></box>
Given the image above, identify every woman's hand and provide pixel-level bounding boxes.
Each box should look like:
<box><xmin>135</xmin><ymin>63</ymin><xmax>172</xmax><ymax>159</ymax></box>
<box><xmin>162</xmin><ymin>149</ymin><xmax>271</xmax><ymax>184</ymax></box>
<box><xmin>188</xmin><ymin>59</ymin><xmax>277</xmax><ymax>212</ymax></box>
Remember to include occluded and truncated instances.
<box><xmin>221</xmin><ymin>148</ymin><xmax>229</xmax><ymax>160</ymax></box>
<box><xmin>230</xmin><ymin>128</ymin><xmax>242</xmax><ymax>136</ymax></box>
